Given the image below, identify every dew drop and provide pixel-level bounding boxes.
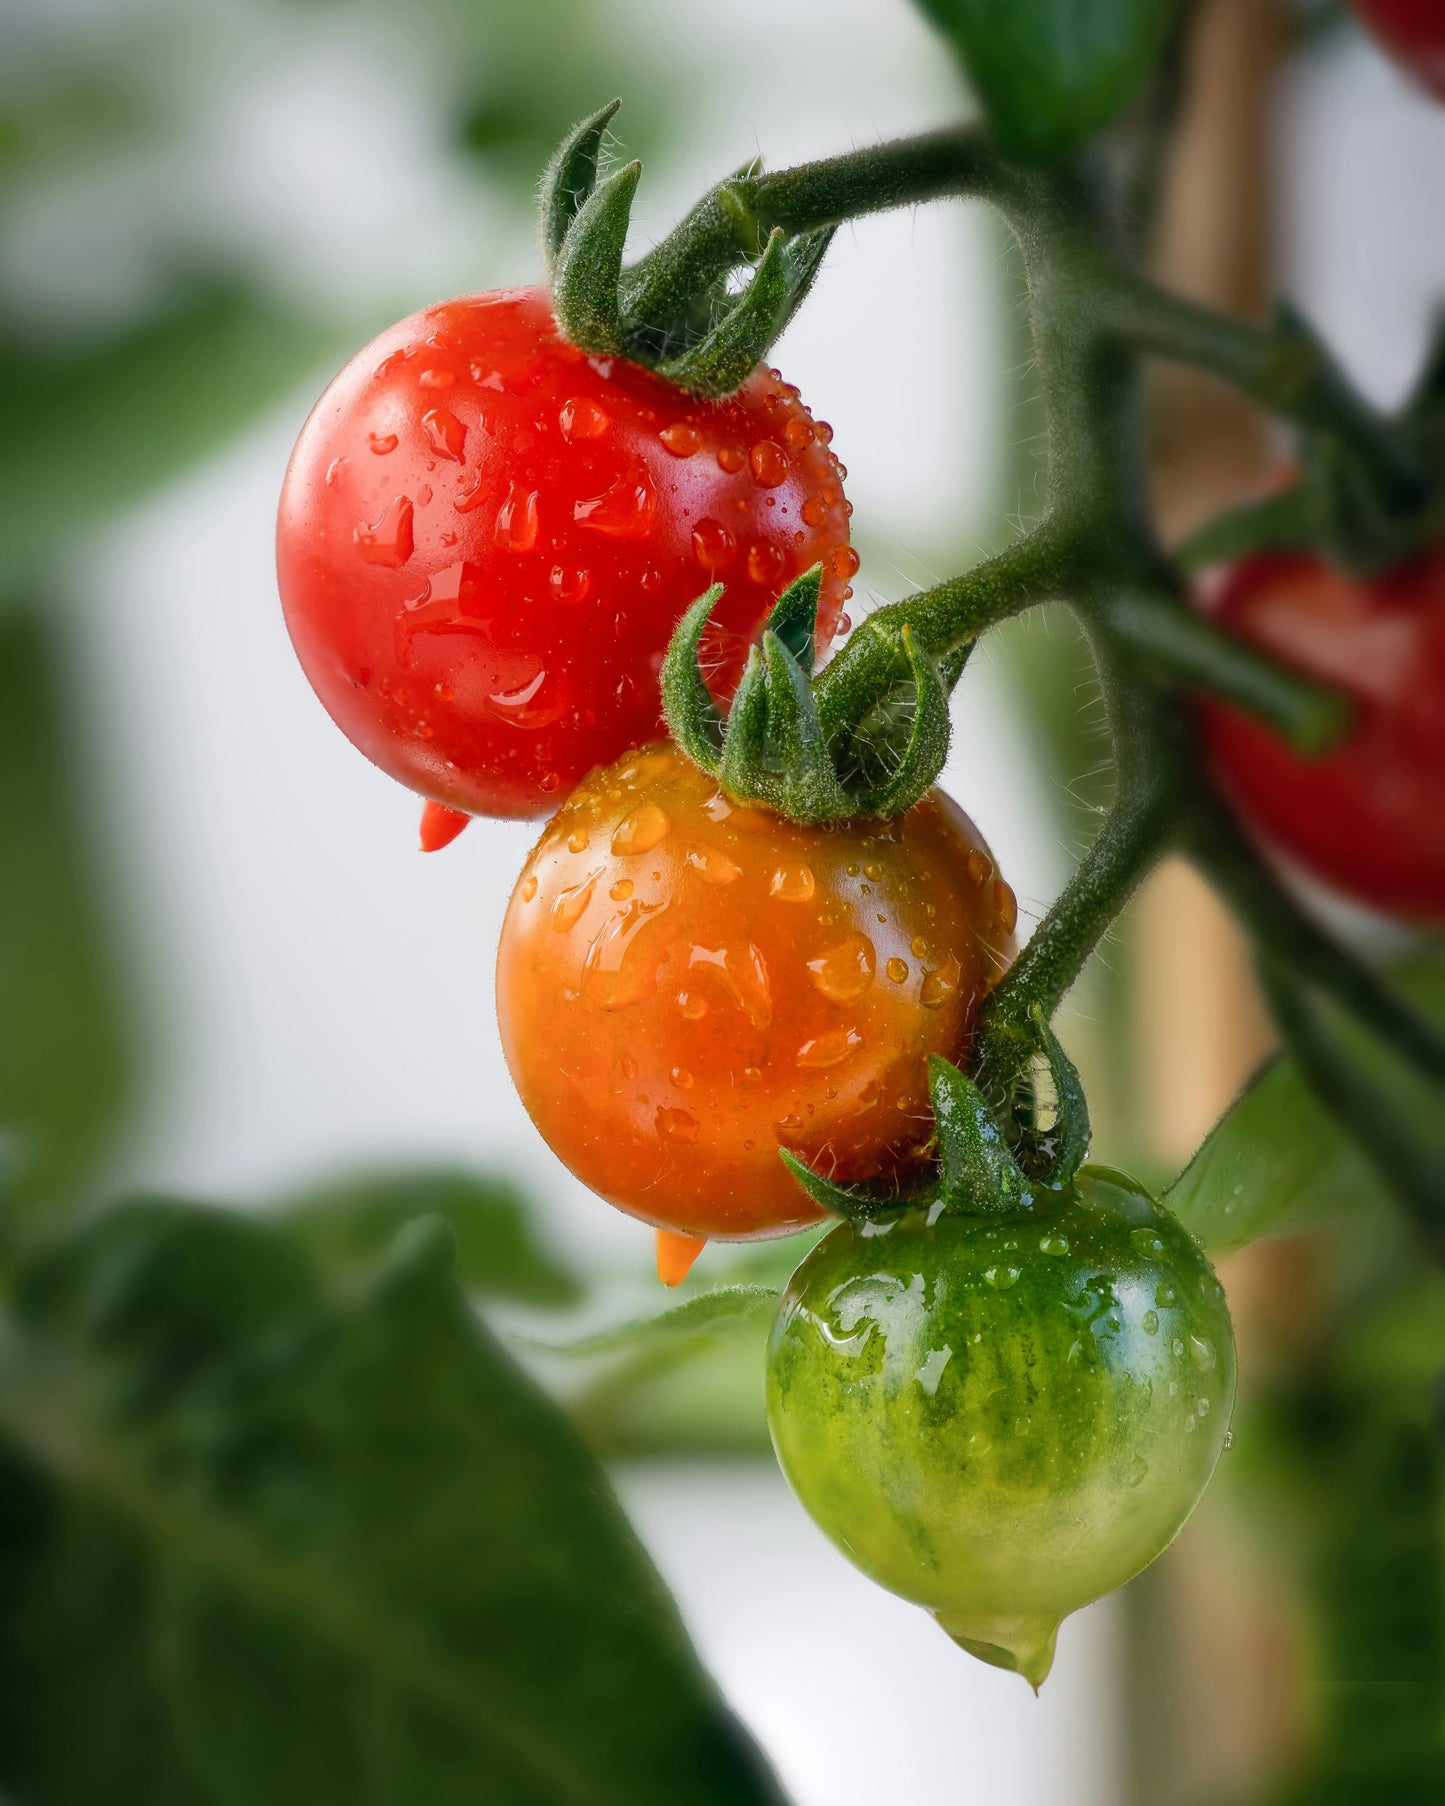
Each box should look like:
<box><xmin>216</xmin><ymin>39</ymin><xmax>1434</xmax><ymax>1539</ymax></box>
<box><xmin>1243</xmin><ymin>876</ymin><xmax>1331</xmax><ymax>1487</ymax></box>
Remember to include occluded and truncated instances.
<box><xmin>487</xmin><ymin>666</ymin><xmax>565</xmax><ymax>728</ymax></box>
<box><xmin>1190</xmin><ymin>1336</ymin><xmax>1217</xmax><ymax>1373</ymax></box>
<box><xmin>368</xmin><ymin>431</ymin><xmax>399</xmax><ymax>455</ymax></box>
<box><xmin>984</xmin><ymin>1265</ymin><xmax>1021</xmax><ymax>1290</ymax></box>
<box><xmin>686</xmin><ymin>846</ymin><xmax>741</xmax><ymax>887</ymax></box>
<box><xmin>966</xmin><ymin>848</ymin><xmax>993</xmax><ymax>888</ymax></box>
<box><xmin>886</xmin><ymin>957</ymin><xmax>909</xmax><ymax>984</ymax></box>
<box><xmin>671</xmin><ymin>1066</ymin><xmax>694</xmax><ymax>1090</ymax></box>
<box><xmin>863</xmin><ymin>861</ymin><xmax>883</xmax><ymax>882</ymax></box>
<box><xmin>784</xmin><ymin>416</ymin><xmax>816</xmax><ymax>451</ymax></box>
<box><xmin>800</xmin><ymin>494</ymin><xmax>828</xmax><ymax>527</ymax></box>
<box><xmin>1196</xmin><ymin>1396</ymin><xmax>1211</xmax><ymax>1416</ymax></box>
<box><xmin>1039</xmin><ymin>1233</ymin><xmax>1069</xmax><ymax>1256</ymax></box>
<box><xmin>815</xmin><ymin>421</ymin><xmax>834</xmax><ymax>444</ymax></box>
<box><xmin>1184</xmin><ymin>1414</ymin><xmax>1198</xmax><ymax>1434</ymax></box>
<box><xmin>574</xmin><ymin>470</ymin><xmax>656</xmax><ymax>540</ymax></box>
<box><xmin>770</xmin><ymin>863</ymin><xmax>815</xmax><ymax>903</ymax></box>
<box><xmin>688</xmin><ymin>941</ymin><xmax>772</xmax><ymax>1027</ymax></box>
<box><xmin>519</xmin><ymin>873</ymin><xmax>538</xmax><ymax>902</ymax></box>
<box><xmin>453</xmin><ymin>474</ymin><xmax>488</xmax><ymax>513</ymax></box>
<box><xmin>920</xmin><ymin>955</ymin><xmax>961</xmax><ymax>1011</ymax></box>
<box><xmin>994</xmin><ymin>879</ymin><xmax>1019</xmax><ymax>937</ymax></box>
<box><xmin>655</xmin><ymin>1106</ymin><xmax>699</xmax><ymax>1142</ymax></box>
<box><xmin>549</xmin><ymin>564</ymin><xmax>590</xmax><ymax>604</ymax></box>
<box><xmin>559</xmin><ymin>397</ymin><xmax>610</xmax><ymax>441</ymax></box>
<box><xmin>746</xmin><ymin>540</ymin><xmax>787</xmax><ymax>587</ymax></box>
<box><xmin>1131</xmin><ymin>1229</ymin><xmax>1167</xmax><ymax>1259</ymax></box>
<box><xmin>797</xmin><ymin>1028</ymin><xmax>862</xmax><ymax>1069</ymax></box>
<box><xmin>609</xmin><ymin>879</ymin><xmax>633</xmax><ymax>901</ymax></box>
<box><xmin>716</xmin><ymin>445</ymin><xmax>746</xmax><ymax>473</ymax></box>
<box><xmin>1141</xmin><ymin>1308</ymin><xmax>1159</xmax><ymax>1334</ymax></box>
<box><xmin>750</xmin><ymin>440</ymin><xmax>789</xmax><ymax>487</ymax></box>
<box><xmin>659</xmin><ymin>422</ymin><xmax>702</xmax><ymax>457</ymax></box>
<box><xmin>1155</xmin><ymin>1282</ymin><xmax>1178</xmax><ymax>1308</ymax></box>
<box><xmin>374</xmin><ymin>348</ymin><xmax>408</xmax><ymax>380</ymax></box>
<box><xmin>551</xmin><ymin>869</ymin><xmax>600</xmax><ymax>930</ymax></box>
<box><xmin>419</xmin><ymin>367</ymin><xmax>454</xmax><ymax>389</ymax></box>
<box><xmin>1172</xmin><ymin>1339</ymin><xmax>1185</xmax><ymax>1357</ymax></box>
<box><xmin>325</xmin><ymin>456</ymin><xmax>348</xmax><ymax>485</ymax></box>
<box><xmin>566</xmin><ymin>827</ymin><xmax>590</xmax><ymax>853</ymax></box>
<box><xmin>1223</xmin><ymin>1429</ymin><xmax>1236</xmax><ymax>1451</ymax></box>
<box><xmin>806</xmin><ymin>934</ymin><xmax>875</xmax><ymax>1002</ymax></box>
<box><xmin>612</xmin><ymin>802</ymin><xmax>671</xmax><ymax>856</ymax></box>
<box><xmin>692</xmin><ymin>517</ymin><xmax>736</xmax><ymax>574</ymax></box>
<box><xmin>420</xmin><ymin>408</ymin><xmax>466</xmax><ymax>462</ymax></box>
<box><xmin>355</xmin><ymin>496</ymin><xmax>415</xmax><ymax>567</ymax></box>
<box><xmin>831</xmin><ymin>545</ymin><xmax>861</xmax><ymax>580</ymax></box>
<box><xmin>494</xmin><ymin>483</ymin><xmax>540</xmax><ymax>553</ymax></box>
<box><xmin>677</xmin><ymin>991</ymin><xmax>708</xmax><ymax>1020</ymax></box>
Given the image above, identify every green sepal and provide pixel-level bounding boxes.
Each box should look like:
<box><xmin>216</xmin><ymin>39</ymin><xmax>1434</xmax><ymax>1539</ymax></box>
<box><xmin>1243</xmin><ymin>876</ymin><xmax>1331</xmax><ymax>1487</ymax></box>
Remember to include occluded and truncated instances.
<box><xmin>551</xmin><ymin>160</ymin><xmax>641</xmax><ymax>356</ymax></box>
<box><xmin>1301</xmin><ymin>435</ymin><xmax>1430</xmax><ymax>579</ymax></box>
<box><xmin>755</xmin><ymin>630</ymin><xmax>853</xmax><ymax>818</ymax></box>
<box><xmin>1022</xmin><ymin>1004</ymin><xmax>1091</xmax><ymax>1187</ymax></box>
<box><xmin>656</xmin><ymin>229</ymin><xmax>792</xmax><ymax>399</ymax></box>
<box><xmin>847</xmin><ymin>625</ymin><xmax>952</xmax><ymax>817</ymax></box>
<box><xmin>929</xmin><ymin>1056</ymin><xmax>1034</xmax><ymax>1214</ymax></box>
<box><xmin>716</xmin><ymin>645</ymin><xmax>772</xmax><ymax>800</ymax></box>
<box><xmin>659</xmin><ymin>585</ymin><xmax>727</xmax><ymax>774</ymax></box>
<box><xmin>764</xmin><ymin>565</ymin><xmax>823</xmax><ymax>670</ymax></box>
<box><xmin>540</xmin><ymin>99</ymin><xmax>621</xmax><ymax>277</ymax></box>
<box><xmin>774</xmin><ymin>226</ymin><xmax>836</xmax><ymax>340</ymax></box>
<box><xmin>777</xmin><ymin>1150</ymin><xmax>923</xmax><ymax>1223</ymax></box>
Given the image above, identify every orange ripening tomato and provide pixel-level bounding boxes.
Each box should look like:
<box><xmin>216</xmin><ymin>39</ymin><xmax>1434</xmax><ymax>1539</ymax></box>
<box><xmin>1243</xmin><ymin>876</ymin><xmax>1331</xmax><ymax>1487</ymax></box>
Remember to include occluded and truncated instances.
<box><xmin>496</xmin><ymin>742</ymin><xmax>1017</xmax><ymax>1242</ymax></box>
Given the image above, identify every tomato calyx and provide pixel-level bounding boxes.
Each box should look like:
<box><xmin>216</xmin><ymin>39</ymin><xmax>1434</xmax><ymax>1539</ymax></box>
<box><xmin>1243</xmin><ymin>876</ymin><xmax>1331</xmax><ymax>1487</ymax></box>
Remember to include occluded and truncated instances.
<box><xmin>542</xmin><ymin>102</ymin><xmax>834</xmax><ymax>400</ymax></box>
<box><xmin>663</xmin><ymin>566</ymin><xmax>952</xmax><ymax>824</ymax></box>
<box><xmin>782</xmin><ymin>1009</ymin><xmax>1090</xmax><ymax>1225</ymax></box>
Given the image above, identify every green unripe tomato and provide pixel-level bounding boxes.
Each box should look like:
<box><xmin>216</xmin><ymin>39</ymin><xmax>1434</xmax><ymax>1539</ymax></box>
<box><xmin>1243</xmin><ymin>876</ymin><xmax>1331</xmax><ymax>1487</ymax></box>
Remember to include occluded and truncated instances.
<box><xmin>765</xmin><ymin>1166</ymin><xmax>1236</xmax><ymax>1688</ymax></box>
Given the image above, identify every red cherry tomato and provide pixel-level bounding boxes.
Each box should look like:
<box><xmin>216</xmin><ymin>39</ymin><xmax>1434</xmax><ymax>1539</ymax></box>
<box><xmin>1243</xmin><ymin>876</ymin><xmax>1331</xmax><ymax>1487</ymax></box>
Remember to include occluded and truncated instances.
<box><xmin>496</xmin><ymin>741</ymin><xmax>1017</xmax><ymax>1242</ymax></box>
<box><xmin>1352</xmin><ymin>0</ymin><xmax>1445</xmax><ymax>98</ymax></box>
<box><xmin>1199</xmin><ymin>547</ymin><xmax>1445</xmax><ymax>924</ymax></box>
<box><xmin>277</xmin><ymin>287</ymin><xmax>853</xmax><ymax>820</ymax></box>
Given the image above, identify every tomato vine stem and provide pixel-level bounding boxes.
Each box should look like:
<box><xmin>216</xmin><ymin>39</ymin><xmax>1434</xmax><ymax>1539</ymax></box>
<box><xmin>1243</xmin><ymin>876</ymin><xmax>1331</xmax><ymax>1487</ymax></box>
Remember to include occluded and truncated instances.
<box><xmin>638</xmin><ymin>116</ymin><xmax>1445</xmax><ymax>1224</ymax></box>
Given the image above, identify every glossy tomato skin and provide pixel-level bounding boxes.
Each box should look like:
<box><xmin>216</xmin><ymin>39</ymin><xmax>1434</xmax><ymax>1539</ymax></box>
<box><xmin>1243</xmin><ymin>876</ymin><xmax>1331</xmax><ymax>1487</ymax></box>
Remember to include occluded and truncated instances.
<box><xmin>766</xmin><ymin>1168</ymin><xmax>1236</xmax><ymax>1688</ymax></box>
<box><xmin>496</xmin><ymin>742</ymin><xmax>1017</xmax><ymax>1240</ymax></box>
<box><xmin>1352</xmin><ymin>0</ymin><xmax>1445</xmax><ymax>97</ymax></box>
<box><xmin>1199</xmin><ymin>549</ymin><xmax>1445</xmax><ymax>925</ymax></box>
<box><xmin>277</xmin><ymin>286</ymin><xmax>852</xmax><ymax>820</ymax></box>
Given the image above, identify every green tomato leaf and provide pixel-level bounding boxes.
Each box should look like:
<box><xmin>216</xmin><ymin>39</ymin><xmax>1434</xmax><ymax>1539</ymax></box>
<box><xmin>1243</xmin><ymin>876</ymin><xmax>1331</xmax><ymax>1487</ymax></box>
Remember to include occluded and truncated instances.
<box><xmin>1166</xmin><ymin>953</ymin><xmax>1445</xmax><ymax>1255</ymax></box>
<box><xmin>912</xmin><ymin>0</ymin><xmax>1181</xmax><ymax>164</ymax></box>
<box><xmin>275</xmin><ymin>1165</ymin><xmax>581</xmax><ymax>1307</ymax></box>
<box><xmin>0</xmin><ymin>608</ymin><xmax>131</xmax><ymax>1226</ymax></box>
<box><xmin>535</xmin><ymin>1284</ymin><xmax>780</xmax><ymax>1357</ymax></box>
<box><xmin>0</xmin><ymin>1204</ymin><xmax>788</xmax><ymax>1806</ymax></box>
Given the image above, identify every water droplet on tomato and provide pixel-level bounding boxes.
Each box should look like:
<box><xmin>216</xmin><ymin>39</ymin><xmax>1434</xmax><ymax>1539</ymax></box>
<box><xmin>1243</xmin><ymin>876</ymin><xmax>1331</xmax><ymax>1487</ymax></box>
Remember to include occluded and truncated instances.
<box><xmin>551</xmin><ymin>869</ymin><xmax>600</xmax><ymax>930</ymax></box>
<box><xmin>583</xmin><ymin>897</ymin><xmax>671</xmax><ymax>1010</ymax></box>
<box><xmin>421</xmin><ymin>408</ymin><xmax>466</xmax><ymax>461</ymax></box>
<box><xmin>574</xmin><ymin>470</ymin><xmax>656</xmax><ymax>540</ymax></box>
<box><xmin>671</xmin><ymin>1066</ymin><xmax>694</xmax><ymax>1090</ymax></box>
<box><xmin>660</xmin><ymin>422</ymin><xmax>702</xmax><ymax>457</ymax></box>
<box><xmin>806</xmin><ymin>934</ymin><xmax>875</xmax><ymax>1002</ymax></box>
<box><xmin>966</xmin><ymin>848</ymin><xmax>993</xmax><ymax>888</ymax></box>
<box><xmin>750</xmin><ymin>441</ymin><xmax>789</xmax><ymax>487</ymax></box>
<box><xmin>686</xmin><ymin>846</ymin><xmax>741</xmax><ymax>887</ymax></box>
<box><xmin>800</xmin><ymin>494</ymin><xmax>828</xmax><ymax>527</ymax></box>
<box><xmin>746</xmin><ymin>540</ymin><xmax>787</xmax><ymax>587</ymax></box>
<box><xmin>838</xmin><ymin>612</ymin><xmax>853</xmax><ymax>634</ymax></box>
<box><xmin>1141</xmin><ymin>1309</ymin><xmax>1159</xmax><ymax>1334</ymax></box>
<box><xmin>494</xmin><ymin>483</ymin><xmax>539</xmax><ymax>553</ymax></box>
<box><xmin>355</xmin><ymin>496</ymin><xmax>415</xmax><ymax>567</ymax></box>
<box><xmin>770</xmin><ymin>863</ymin><xmax>815</xmax><ymax>903</ymax></box>
<box><xmin>677</xmin><ymin>990</ymin><xmax>707</xmax><ymax>1020</ymax></box>
<box><xmin>832</xmin><ymin>545</ymin><xmax>861</xmax><ymax>580</ymax></box>
<box><xmin>612</xmin><ymin>802</ymin><xmax>671</xmax><ymax>855</ymax></box>
<box><xmin>984</xmin><ymin>1265</ymin><xmax>1020</xmax><ymax>1290</ymax></box>
<box><xmin>1039</xmin><ymin>1233</ymin><xmax>1070</xmax><ymax>1255</ymax></box>
<box><xmin>796</xmin><ymin>1027</ymin><xmax>863</xmax><ymax>1069</ymax></box>
<box><xmin>692</xmin><ymin>517</ymin><xmax>735</xmax><ymax>574</ymax></box>
<box><xmin>488</xmin><ymin>665</ymin><xmax>565</xmax><ymax>728</ymax></box>
<box><xmin>419</xmin><ymin>368</ymin><xmax>454</xmax><ymax>389</ymax></box>
<box><xmin>1131</xmin><ymin>1229</ymin><xmax>1167</xmax><ymax>1259</ymax></box>
<box><xmin>368</xmin><ymin>431</ymin><xmax>399</xmax><ymax>455</ymax></box>
<box><xmin>815</xmin><ymin>420</ymin><xmax>834</xmax><ymax>444</ymax></box>
<box><xmin>560</xmin><ymin>397</ymin><xmax>610</xmax><ymax>441</ymax></box>
<box><xmin>920</xmin><ymin>954</ymin><xmax>961</xmax><ymax>1010</ymax></box>
<box><xmin>994</xmin><ymin>879</ymin><xmax>1019</xmax><ymax>936</ymax></box>
<box><xmin>688</xmin><ymin>942</ymin><xmax>772</xmax><ymax>1027</ymax></box>
<box><xmin>784</xmin><ymin>417</ymin><xmax>816</xmax><ymax>450</ymax></box>
<box><xmin>609</xmin><ymin>878</ymin><xmax>633</xmax><ymax>901</ymax></box>
<box><xmin>549</xmin><ymin>564</ymin><xmax>590</xmax><ymax>604</ymax></box>
<box><xmin>566</xmin><ymin>827</ymin><xmax>590</xmax><ymax>853</ymax></box>
<box><xmin>1156</xmin><ymin>1281</ymin><xmax>1178</xmax><ymax>1307</ymax></box>
<box><xmin>519</xmin><ymin>873</ymin><xmax>538</xmax><ymax>902</ymax></box>
<box><xmin>910</xmin><ymin>936</ymin><xmax>930</xmax><ymax>959</ymax></box>
<box><xmin>886</xmin><ymin>957</ymin><xmax>909</xmax><ymax>984</ymax></box>
<box><xmin>716</xmin><ymin>446</ymin><xmax>746</xmax><ymax>473</ymax></box>
<box><xmin>655</xmin><ymin>1106</ymin><xmax>699</xmax><ymax>1141</ymax></box>
<box><xmin>1190</xmin><ymin>1336</ymin><xmax>1217</xmax><ymax>1372</ymax></box>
